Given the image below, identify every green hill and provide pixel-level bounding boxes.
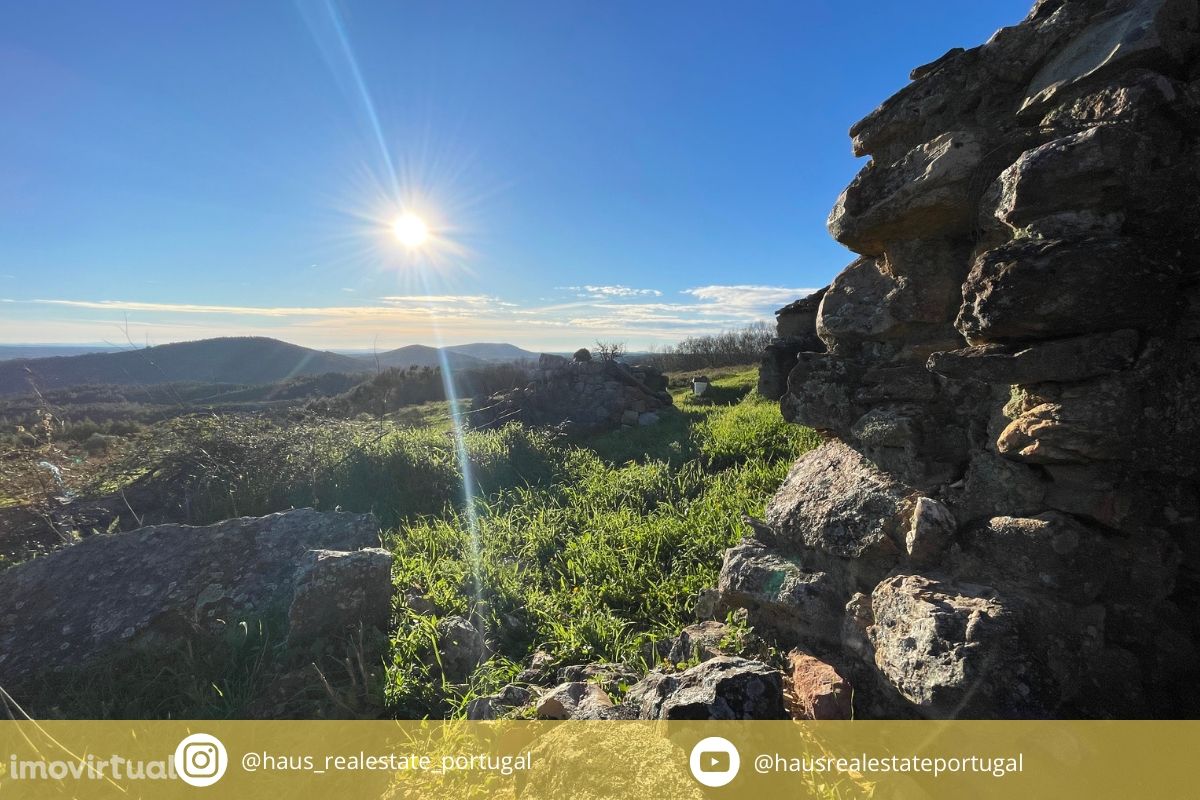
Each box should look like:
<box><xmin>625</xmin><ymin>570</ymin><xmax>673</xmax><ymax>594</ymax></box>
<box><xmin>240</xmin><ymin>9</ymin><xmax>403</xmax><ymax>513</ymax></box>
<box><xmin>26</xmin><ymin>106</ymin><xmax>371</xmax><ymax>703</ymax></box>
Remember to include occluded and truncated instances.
<box><xmin>0</xmin><ymin>336</ymin><xmax>367</xmax><ymax>395</ymax></box>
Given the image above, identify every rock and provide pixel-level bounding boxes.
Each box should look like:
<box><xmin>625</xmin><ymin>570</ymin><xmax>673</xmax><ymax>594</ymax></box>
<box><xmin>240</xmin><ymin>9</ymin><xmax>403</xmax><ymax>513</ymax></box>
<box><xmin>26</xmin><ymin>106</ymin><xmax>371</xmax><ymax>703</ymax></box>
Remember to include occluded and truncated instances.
<box><xmin>775</xmin><ymin>288</ymin><xmax>828</xmax><ymax>338</ymax></box>
<box><xmin>928</xmin><ymin>330</ymin><xmax>1139</xmax><ymax>385</ymax></box>
<box><xmin>847</xmin><ymin>3</ymin><xmax>1098</xmax><ymax>163</ymax></box>
<box><xmin>867</xmin><ymin>574</ymin><xmax>1019</xmax><ymax>717</ymax></box>
<box><xmin>627</xmin><ymin>656</ymin><xmax>787</xmax><ymax>720</ymax></box>
<box><xmin>1020</xmin><ymin>0</ymin><xmax>1199</xmax><ymax>114</ymax></box>
<box><xmin>765</xmin><ymin>439</ymin><xmax>909</xmax><ymax>559</ymax></box>
<box><xmin>717</xmin><ymin>540</ymin><xmax>840</xmax><ymax>645</ymax></box>
<box><xmin>946</xmin><ymin>450</ymin><xmax>1047</xmax><ymax>525</ymax></box>
<box><xmin>400</xmin><ymin>587</ymin><xmax>441</xmax><ymax>617</ymax></box>
<box><xmin>557</xmin><ymin>663</ymin><xmax>638</xmax><ymax>694</ymax></box>
<box><xmin>497</xmin><ymin>683</ymin><xmax>532</xmax><ymax>707</ymax></box>
<box><xmin>782</xmin><ymin>352</ymin><xmax>860</xmax><ymax>430</ymax></box>
<box><xmin>997</xmin><ymin>374</ymin><xmax>1139</xmax><ymax>464</ymax></box>
<box><xmin>667</xmin><ymin>621</ymin><xmax>733</xmax><ymax>664</ymax></box>
<box><xmin>951</xmin><ymin>513</ymin><xmax>1111</xmax><ymax>602</ymax></box>
<box><xmin>904</xmin><ymin>496</ymin><xmax>956</xmax><ymax>564</ymax></box>
<box><xmin>516</xmin><ymin>649</ymin><xmax>557</xmax><ymax>685</ymax></box>
<box><xmin>0</xmin><ymin>509</ymin><xmax>379</xmax><ymax>690</ymax></box>
<box><xmin>638</xmin><ymin>411</ymin><xmax>659</xmax><ymax>426</ymax></box>
<box><xmin>465</xmin><ymin>696</ymin><xmax>497</xmax><ymax>720</ymax></box>
<box><xmin>828</xmin><ymin>130</ymin><xmax>991</xmax><ymax>255</ymax></box>
<box><xmin>785</xmin><ymin>650</ymin><xmax>853</xmax><ymax>720</ymax></box>
<box><xmin>434</xmin><ymin>615</ymin><xmax>486</xmax><ymax>683</ymax></box>
<box><xmin>957</xmin><ymin>237</ymin><xmax>1181</xmax><ymax>345</ymax></box>
<box><xmin>693</xmin><ymin>588</ymin><xmax>721</xmax><ymax>621</ymax></box>
<box><xmin>465</xmin><ymin>684</ymin><xmax>531</xmax><ymax>720</ymax></box>
<box><xmin>286</xmin><ymin>548</ymin><xmax>393</xmax><ymax>647</ymax></box>
<box><xmin>1034</xmin><ymin>67</ymin><xmax>1179</xmax><ymax>129</ymax></box>
<box><xmin>987</xmin><ymin>125</ymin><xmax>1174</xmax><ymax>238</ymax></box>
<box><xmin>759</xmin><ymin>289</ymin><xmax>830</xmax><ymax>400</ymax></box>
<box><xmin>535</xmin><ymin>682</ymin><xmax>614</xmax><ymax>720</ymax></box>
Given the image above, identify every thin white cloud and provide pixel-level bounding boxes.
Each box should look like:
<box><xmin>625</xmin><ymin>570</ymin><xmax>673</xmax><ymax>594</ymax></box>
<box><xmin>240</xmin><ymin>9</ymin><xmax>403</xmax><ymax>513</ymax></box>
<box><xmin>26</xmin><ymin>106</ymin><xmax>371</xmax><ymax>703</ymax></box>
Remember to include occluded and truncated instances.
<box><xmin>380</xmin><ymin>294</ymin><xmax>513</xmax><ymax>307</ymax></box>
<box><xmin>682</xmin><ymin>285</ymin><xmax>818</xmax><ymax>310</ymax></box>
<box><xmin>5</xmin><ymin>283</ymin><xmax>817</xmax><ymax>349</ymax></box>
<box><xmin>562</xmin><ymin>284</ymin><xmax>663</xmax><ymax>299</ymax></box>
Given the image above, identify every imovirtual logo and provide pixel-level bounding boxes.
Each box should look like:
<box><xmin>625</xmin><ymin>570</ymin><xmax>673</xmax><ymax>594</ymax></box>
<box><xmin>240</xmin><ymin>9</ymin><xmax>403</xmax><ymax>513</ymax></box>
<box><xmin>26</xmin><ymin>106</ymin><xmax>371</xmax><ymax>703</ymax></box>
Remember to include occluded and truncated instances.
<box><xmin>689</xmin><ymin>736</ymin><xmax>740</xmax><ymax>787</ymax></box>
<box><xmin>173</xmin><ymin>733</ymin><xmax>228</xmax><ymax>787</ymax></box>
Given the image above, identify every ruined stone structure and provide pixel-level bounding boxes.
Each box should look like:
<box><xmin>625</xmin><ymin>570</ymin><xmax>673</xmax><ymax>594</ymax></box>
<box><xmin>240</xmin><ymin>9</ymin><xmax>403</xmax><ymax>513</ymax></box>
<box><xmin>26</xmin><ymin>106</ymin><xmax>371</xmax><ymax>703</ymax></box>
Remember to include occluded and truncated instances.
<box><xmin>730</xmin><ymin>0</ymin><xmax>1200</xmax><ymax>717</ymax></box>
<box><xmin>474</xmin><ymin>353</ymin><xmax>672</xmax><ymax>431</ymax></box>
<box><xmin>758</xmin><ymin>288</ymin><xmax>828</xmax><ymax>400</ymax></box>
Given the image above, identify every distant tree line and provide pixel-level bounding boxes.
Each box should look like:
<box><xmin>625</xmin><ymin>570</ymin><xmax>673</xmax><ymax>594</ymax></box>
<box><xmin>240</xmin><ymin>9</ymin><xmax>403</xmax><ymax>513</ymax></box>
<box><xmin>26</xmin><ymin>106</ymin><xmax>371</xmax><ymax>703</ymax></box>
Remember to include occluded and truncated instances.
<box><xmin>639</xmin><ymin>321</ymin><xmax>774</xmax><ymax>372</ymax></box>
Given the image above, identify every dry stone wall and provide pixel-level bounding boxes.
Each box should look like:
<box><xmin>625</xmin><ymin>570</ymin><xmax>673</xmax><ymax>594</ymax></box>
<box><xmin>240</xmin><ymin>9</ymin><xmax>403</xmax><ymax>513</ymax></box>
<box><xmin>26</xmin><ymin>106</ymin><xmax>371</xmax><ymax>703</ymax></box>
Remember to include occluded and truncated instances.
<box><xmin>758</xmin><ymin>288</ymin><xmax>828</xmax><ymax>400</ymax></box>
<box><xmin>474</xmin><ymin>354</ymin><xmax>672</xmax><ymax>431</ymax></box>
<box><xmin>735</xmin><ymin>0</ymin><xmax>1200</xmax><ymax>718</ymax></box>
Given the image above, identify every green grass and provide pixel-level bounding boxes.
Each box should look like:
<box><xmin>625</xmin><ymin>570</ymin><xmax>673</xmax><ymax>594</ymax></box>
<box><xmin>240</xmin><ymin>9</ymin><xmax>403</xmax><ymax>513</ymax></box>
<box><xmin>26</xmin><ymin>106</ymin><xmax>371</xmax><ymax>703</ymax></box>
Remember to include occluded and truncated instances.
<box><xmin>382</xmin><ymin>368</ymin><xmax>821</xmax><ymax>716</ymax></box>
<box><xmin>21</xmin><ymin>367</ymin><xmax>821</xmax><ymax>719</ymax></box>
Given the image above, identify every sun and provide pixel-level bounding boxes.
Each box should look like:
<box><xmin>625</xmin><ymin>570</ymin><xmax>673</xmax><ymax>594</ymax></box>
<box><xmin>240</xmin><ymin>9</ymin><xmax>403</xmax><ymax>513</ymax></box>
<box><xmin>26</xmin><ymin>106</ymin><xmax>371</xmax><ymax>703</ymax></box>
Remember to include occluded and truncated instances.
<box><xmin>392</xmin><ymin>212</ymin><xmax>429</xmax><ymax>248</ymax></box>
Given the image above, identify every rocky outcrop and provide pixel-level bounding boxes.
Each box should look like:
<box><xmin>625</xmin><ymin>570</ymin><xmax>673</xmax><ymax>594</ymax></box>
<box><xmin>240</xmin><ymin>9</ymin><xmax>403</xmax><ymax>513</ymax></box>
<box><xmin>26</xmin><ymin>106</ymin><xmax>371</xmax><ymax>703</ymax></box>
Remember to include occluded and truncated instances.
<box><xmin>473</xmin><ymin>354</ymin><xmax>672</xmax><ymax>431</ymax></box>
<box><xmin>723</xmin><ymin>0</ymin><xmax>1200</xmax><ymax>718</ymax></box>
<box><xmin>0</xmin><ymin>509</ymin><xmax>391</xmax><ymax>692</ymax></box>
<box><xmin>759</xmin><ymin>288</ymin><xmax>829</xmax><ymax>400</ymax></box>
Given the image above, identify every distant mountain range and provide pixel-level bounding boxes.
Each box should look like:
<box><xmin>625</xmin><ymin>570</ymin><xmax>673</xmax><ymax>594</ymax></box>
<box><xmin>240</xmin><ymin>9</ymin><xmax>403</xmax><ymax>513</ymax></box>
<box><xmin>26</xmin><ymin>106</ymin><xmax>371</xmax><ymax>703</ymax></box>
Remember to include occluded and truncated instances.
<box><xmin>0</xmin><ymin>345</ymin><xmax>125</xmax><ymax>361</ymax></box>
<box><xmin>0</xmin><ymin>337</ymin><xmax>542</xmax><ymax>396</ymax></box>
<box><xmin>356</xmin><ymin>342</ymin><xmax>540</xmax><ymax>370</ymax></box>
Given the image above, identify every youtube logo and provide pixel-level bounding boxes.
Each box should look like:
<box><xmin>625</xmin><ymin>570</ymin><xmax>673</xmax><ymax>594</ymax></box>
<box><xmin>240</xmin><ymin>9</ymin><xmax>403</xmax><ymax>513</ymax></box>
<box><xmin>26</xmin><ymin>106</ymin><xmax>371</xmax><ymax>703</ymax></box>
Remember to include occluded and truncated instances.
<box><xmin>689</xmin><ymin>736</ymin><xmax>740</xmax><ymax>787</ymax></box>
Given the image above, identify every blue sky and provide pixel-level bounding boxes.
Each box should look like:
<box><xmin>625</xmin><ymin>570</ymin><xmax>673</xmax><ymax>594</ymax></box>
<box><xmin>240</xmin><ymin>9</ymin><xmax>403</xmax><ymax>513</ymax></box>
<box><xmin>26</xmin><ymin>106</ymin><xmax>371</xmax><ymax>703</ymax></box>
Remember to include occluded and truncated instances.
<box><xmin>1</xmin><ymin>0</ymin><xmax>1033</xmax><ymax>350</ymax></box>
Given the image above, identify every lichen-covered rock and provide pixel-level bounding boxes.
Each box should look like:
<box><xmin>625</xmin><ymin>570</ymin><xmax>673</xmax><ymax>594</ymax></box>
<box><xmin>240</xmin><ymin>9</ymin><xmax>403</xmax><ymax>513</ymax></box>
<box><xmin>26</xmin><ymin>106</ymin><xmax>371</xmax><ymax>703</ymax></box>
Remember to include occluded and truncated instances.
<box><xmin>535</xmin><ymin>681</ymin><xmax>614</xmax><ymax>720</ymax></box>
<box><xmin>717</xmin><ymin>540</ymin><xmax>840</xmax><ymax>644</ymax></box>
<box><xmin>0</xmin><ymin>509</ymin><xmax>380</xmax><ymax>691</ymax></box>
<box><xmin>467</xmin><ymin>684</ymin><xmax>532</xmax><ymax>720</ymax></box>
<box><xmin>627</xmin><ymin>656</ymin><xmax>787</xmax><ymax>720</ymax></box>
<box><xmin>867</xmin><ymin>574</ymin><xmax>1019</xmax><ymax>716</ymax></box>
<box><xmin>434</xmin><ymin>615</ymin><xmax>486</xmax><ymax>683</ymax></box>
<box><xmin>766</xmin><ymin>439</ymin><xmax>910</xmax><ymax>559</ymax></box>
<box><xmin>287</xmin><ymin>548</ymin><xmax>393</xmax><ymax>646</ymax></box>
<box><xmin>667</xmin><ymin>621</ymin><xmax>735</xmax><ymax>664</ymax></box>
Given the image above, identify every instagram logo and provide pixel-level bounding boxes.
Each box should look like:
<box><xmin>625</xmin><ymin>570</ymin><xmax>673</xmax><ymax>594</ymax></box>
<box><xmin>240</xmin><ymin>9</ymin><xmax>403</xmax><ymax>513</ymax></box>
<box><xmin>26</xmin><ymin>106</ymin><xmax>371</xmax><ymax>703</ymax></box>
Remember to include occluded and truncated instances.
<box><xmin>173</xmin><ymin>733</ymin><xmax>228</xmax><ymax>787</ymax></box>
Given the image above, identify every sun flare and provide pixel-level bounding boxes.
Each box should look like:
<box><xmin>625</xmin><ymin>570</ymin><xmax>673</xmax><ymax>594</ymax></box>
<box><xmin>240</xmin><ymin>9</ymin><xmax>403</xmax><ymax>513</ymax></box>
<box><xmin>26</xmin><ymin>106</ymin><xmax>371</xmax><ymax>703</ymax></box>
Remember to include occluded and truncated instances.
<box><xmin>392</xmin><ymin>213</ymin><xmax>429</xmax><ymax>248</ymax></box>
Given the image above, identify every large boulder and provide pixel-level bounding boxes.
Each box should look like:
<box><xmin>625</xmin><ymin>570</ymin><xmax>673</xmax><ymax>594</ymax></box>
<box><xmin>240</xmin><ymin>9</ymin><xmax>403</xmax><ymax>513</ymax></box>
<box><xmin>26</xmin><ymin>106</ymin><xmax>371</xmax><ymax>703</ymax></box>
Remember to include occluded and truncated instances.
<box><xmin>0</xmin><ymin>509</ymin><xmax>385</xmax><ymax>690</ymax></box>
